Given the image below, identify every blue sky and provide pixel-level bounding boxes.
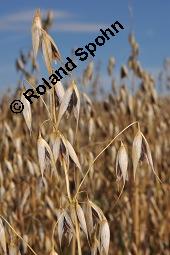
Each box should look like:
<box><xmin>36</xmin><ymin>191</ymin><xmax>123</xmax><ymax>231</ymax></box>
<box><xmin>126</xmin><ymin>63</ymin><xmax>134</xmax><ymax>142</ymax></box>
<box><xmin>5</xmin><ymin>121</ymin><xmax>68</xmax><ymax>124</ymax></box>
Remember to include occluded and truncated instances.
<box><xmin>0</xmin><ymin>0</ymin><xmax>170</xmax><ymax>92</ymax></box>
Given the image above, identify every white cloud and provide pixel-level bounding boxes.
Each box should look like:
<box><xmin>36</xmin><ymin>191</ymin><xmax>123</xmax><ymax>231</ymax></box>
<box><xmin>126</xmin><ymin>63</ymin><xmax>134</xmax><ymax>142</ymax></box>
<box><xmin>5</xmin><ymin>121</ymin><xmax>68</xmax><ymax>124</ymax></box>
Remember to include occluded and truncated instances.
<box><xmin>0</xmin><ymin>9</ymin><xmax>108</xmax><ymax>33</ymax></box>
<box><xmin>52</xmin><ymin>23</ymin><xmax>108</xmax><ymax>32</ymax></box>
<box><xmin>0</xmin><ymin>9</ymin><xmax>71</xmax><ymax>31</ymax></box>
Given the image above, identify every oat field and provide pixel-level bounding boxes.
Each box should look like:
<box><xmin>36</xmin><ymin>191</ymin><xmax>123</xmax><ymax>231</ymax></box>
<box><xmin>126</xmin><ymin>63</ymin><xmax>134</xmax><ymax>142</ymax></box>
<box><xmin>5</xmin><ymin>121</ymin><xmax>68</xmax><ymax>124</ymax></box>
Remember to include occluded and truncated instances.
<box><xmin>0</xmin><ymin>9</ymin><xmax>169</xmax><ymax>255</ymax></box>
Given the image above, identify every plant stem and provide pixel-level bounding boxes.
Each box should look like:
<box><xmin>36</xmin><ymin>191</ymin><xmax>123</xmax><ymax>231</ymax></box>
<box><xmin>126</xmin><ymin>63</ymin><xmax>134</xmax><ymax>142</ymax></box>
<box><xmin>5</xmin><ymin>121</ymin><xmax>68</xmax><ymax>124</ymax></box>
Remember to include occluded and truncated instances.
<box><xmin>52</xmin><ymin>86</ymin><xmax>57</xmax><ymax>125</ymax></box>
<box><xmin>133</xmin><ymin>174</ymin><xmax>140</xmax><ymax>253</ymax></box>
<box><xmin>72</xmin><ymin>236</ymin><xmax>76</xmax><ymax>255</ymax></box>
<box><xmin>74</xmin><ymin>207</ymin><xmax>82</xmax><ymax>255</ymax></box>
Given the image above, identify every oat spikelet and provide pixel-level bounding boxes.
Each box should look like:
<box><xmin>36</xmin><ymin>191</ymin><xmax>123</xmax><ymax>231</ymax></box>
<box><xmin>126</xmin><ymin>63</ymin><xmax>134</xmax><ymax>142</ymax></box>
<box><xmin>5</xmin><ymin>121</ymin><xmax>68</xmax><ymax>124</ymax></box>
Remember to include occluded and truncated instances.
<box><xmin>32</xmin><ymin>9</ymin><xmax>42</xmax><ymax>58</ymax></box>
<box><xmin>55</xmin><ymin>81</ymin><xmax>65</xmax><ymax>106</ymax></box>
<box><xmin>84</xmin><ymin>201</ymin><xmax>93</xmax><ymax>237</ymax></box>
<box><xmin>21</xmin><ymin>92</ymin><xmax>32</xmax><ymax>133</ymax></box>
<box><xmin>57</xmin><ymin>84</ymin><xmax>73</xmax><ymax>125</ymax></box>
<box><xmin>0</xmin><ymin>219</ymin><xmax>7</xmax><ymax>254</ymax></box>
<box><xmin>120</xmin><ymin>65</ymin><xmax>128</xmax><ymax>78</ymax></box>
<box><xmin>88</xmin><ymin>200</ymin><xmax>104</xmax><ymax>221</ymax></box>
<box><xmin>72</xmin><ymin>81</ymin><xmax>80</xmax><ymax>125</ymax></box>
<box><xmin>100</xmin><ymin>220</ymin><xmax>110</xmax><ymax>255</ymax></box>
<box><xmin>47</xmin><ymin>33</ymin><xmax>61</xmax><ymax>62</ymax></box>
<box><xmin>57</xmin><ymin>209</ymin><xmax>64</xmax><ymax>247</ymax></box>
<box><xmin>41</xmin><ymin>29</ymin><xmax>61</xmax><ymax>73</ymax></box>
<box><xmin>37</xmin><ymin>134</ymin><xmax>56</xmax><ymax>179</ymax></box>
<box><xmin>76</xmin><ymin>203</ymin><xmax>88</xmax><ymax>239</ymax></box>
<box><xmin>41</xmin><ymin>30</ymin><xmax>53</xmax><ymax>74</ymax></box>
<box><xmin>37</xmin><ymin>135</ymin><xmax>46</xmax><ymax>179</ymax></box>
<box><xmin>107</xmin><ymin>56</ymin><xmax>115</xmax><ymax>76</ymax></box>
<box><xmin>57</xmin><ymin>81</ymin><xmax>80</xmax><ymax>127</ymax></box>
<box><xmin>89</xmin><ymin>117</ymin><xmax>95</xmax><ymax>142</ymax></box>
<box><xmin>9</xmin><ymin>242</ymin><xmax>17</xmax><ymax>255</ymax></box>
<box><xmin>83</xmin><ymin>61</ymin><xmax>94</xmax><ymax>85</ymax></box>
<box><xmin>116</xmin><ymin>141</ymin><xmax>128</xmax><ymax>183</ymax></box>
<box><xmin>66</xmin><ymin>139</ymin><xmax>81</xmax><ymax>170</ymax></box>
<box><xmin>141</xmin><ymin>133</ymin><xmax>162</xmax><ymax>182</ymax></box>
<box><xmin>63</xmin><ymin>210</ymin><xmax>74</xmax><ymax>233</ymax></box>
<box><xmin>132</xmin><ymin>130</ymin><xmax>143</xmax><ymax>180</ymax></box>
<box><xmin>52</xmin><ymin>135</ymin><xmax>60</xmax><ymax>163</ymax></box>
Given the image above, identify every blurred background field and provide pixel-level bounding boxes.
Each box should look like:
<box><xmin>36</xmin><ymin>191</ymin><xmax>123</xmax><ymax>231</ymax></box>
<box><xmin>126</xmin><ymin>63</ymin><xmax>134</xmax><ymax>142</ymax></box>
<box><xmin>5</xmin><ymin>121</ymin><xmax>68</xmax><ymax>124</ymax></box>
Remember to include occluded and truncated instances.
<box><xmin>0</xmin><ymin>1</ymin><xmax>170</xmax><ymax>255</ymax></box>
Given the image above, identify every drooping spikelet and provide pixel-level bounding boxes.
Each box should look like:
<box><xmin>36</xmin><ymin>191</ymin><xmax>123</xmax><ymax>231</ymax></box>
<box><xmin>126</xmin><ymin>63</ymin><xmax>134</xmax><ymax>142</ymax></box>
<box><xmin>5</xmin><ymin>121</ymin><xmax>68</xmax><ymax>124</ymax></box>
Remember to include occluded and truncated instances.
<box><xmin>32</xmin><ymin>9</ymin><xmax>42</xmax><ymax>59</ymax></box>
